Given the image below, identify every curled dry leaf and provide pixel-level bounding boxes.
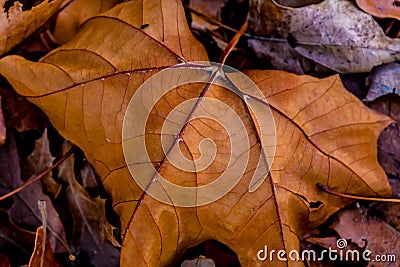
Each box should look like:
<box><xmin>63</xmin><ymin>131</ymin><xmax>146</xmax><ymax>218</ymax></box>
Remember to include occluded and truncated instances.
<box><xmin>58</xmin><ymin>142</ymin><xmax>120</xmax><ymax>266</ymax></box>
<box><xmin>248</xmin><ymin>0</ymin><xmax>400</xmax><ymax>73</ymax></box>
<box><xmin>0</xmin><ymin>0</ymin><xmax>63</xmax><ymax>56</ymax></box>
<box><xmin>365</xmin><ymin>63</ymin><xmax>400</xmax><ymax>101</ymax></box>
<box><xmin>356</xmin><ymin>0</ymin><xmax>400</xmax><ymax>20</ymax></box>
<box><xmin>183</xmin><ymin>0</ymin><xmax>226</xmax><ymax>32</ymax></box>
<box><xmin>28</xmin><ymin>226</ymin><xmax>58</xmax><ymax>267</ymax></box>
<box><xmin>373</xmin><ymin>179</ymin><xmax>400</xmax><ymax>231</ymax></box>
<box><xmin>0</xmin><ymin>84</ymin><xmax>47</xmax><ymax>132</ymax></box>
<box><xmin>0</xmin><ymin>0</ymin><xmax>208</xmax><ymax>232</ymax></box>
<box><xmin>0</xmin><ymin>209</ymin><xmax>35</xmax><ymax>265</ymax></box>
<box><xmin>367</xmin><ymin>94</ymin><xmax>400</xmax><ymax>177</ymax></box>
<box><xmin>23</xmin><ymin>129</ymin><xmax>61</xmax><ymax>198</ymax></box>
<box><xmin>0</xmin><ymin>0</ymin><xmax>392</xmax><ymax>266</ymax></box>
<box><xmin>51</xmin><ymin>0</ymin><xmax>121</xmax><ymax>44</ymax></box>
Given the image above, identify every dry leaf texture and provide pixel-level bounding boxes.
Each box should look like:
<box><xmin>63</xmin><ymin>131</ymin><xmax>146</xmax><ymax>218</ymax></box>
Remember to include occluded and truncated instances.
<box><xmin>0</xmin><ymin>0</ymin><xmax>392</xmax><ymax>266</ymax></box>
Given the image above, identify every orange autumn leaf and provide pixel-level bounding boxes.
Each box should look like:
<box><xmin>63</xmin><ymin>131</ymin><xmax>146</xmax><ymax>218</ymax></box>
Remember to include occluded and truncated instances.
<box><xmin>356</xmin><ymin>0</ymin><xmax>400</xmax><ymax>20</ymax></box>
<box><xmin>28</xmin><ymin>226</ymin><xmax>59</xmax><ymax>267</ymax></box>
<box><xmin>0</xmin><ymin>0</ymin><xmax>392</xmax><ymax>266</ymax></box>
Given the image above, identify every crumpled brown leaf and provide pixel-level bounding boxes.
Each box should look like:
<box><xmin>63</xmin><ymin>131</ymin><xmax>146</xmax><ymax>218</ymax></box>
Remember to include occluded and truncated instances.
<box><xmin>332</xmin><ymin>206</ymin><xmax>400</xmax><ymax>267</ymax></box>
<box><xmin>365</xmin><ymin>63</ymin><xmax>400</xmax><ymax>101</ymax></box>
<box><xmin>0</xmin><ymin>0</ymin><xmax>208</xmax><ymax>233</ymax></box>
<box><xmin>0</xmin><ymin>84</ymin><xmax>47</xmax><ymax>132</ymax></box>
<box><xmin>0</xmin><ymin>0</ymin><xmax>392</xmax><ymax>266</ymax></box>
<box><xmin>23</xmin><ymin>129</ymin><xmax>61</xmax><ymax>198</ymax></box>
<box><xmin>248</xmin><ymin>0</ymin><xmax>400</xmax><ymax>73</ymax></box>
<box><xmin>0</xmin><ymin>209</ymin><xmax>35</xmax><ymax>266</ymax></box>
<box><xmin>367</xmin><ymin>95</ymin><xmax>400</xmax><ymax>177</ymax></box>
<box><xmin>0</xmin><ymin>0</ymin><xmax>63</xmax><ymax>56</ymax></box>
<box><xmin>0</xmin><ymin>133</ymin><xmax>67</xmax><ymax>254</ymax></box>
<box><xmin>372</xmin><ymin>179</ymin><xmax>400</xmax><ymax>231</ymax></box>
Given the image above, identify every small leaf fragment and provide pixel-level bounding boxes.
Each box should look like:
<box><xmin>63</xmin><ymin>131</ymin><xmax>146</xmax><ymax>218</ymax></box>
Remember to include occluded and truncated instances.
<box><xmin>28</xmin><ymin>226</ymin><xmax>58</xmax><ymax>267</ymax></box>
<box><xmin>365</xmin><ymin>63</ymin><xmax>400</xmax><ymax>101</ymax></box>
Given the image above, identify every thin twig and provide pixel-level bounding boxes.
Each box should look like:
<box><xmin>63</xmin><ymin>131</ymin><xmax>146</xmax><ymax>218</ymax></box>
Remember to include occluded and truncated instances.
<box><xmin>0</xmin><ymin>147</ymin><xmax>75</xmax><ymax>202</ymax></box>
<box><xmin>318</xmin><ymin>183</ymin><xmax>400</xmax><ymax>203</ymax></box>
<box><xmin>219</xmin><ymin>20</ymin><xmax>248</xmax><ymax>64</ymax></box>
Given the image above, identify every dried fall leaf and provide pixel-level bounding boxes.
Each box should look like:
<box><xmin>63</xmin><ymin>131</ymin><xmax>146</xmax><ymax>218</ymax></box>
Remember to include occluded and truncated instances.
<box><xmin>28</xmin><ymin>226</ymin><xmax>58</xmax><ymax>267</ymax></box>
<box><xmin>79</xmin><ymin>160</ymin><xmax>101</xmax><ymax>191</ymax></box>
<box><xmin>372</xmin><ymin>179</ymin><xmax>400</xmax><ymax>231</ymax></box>
<box><xmin>356</xmin><ymin>0</ymin><xmax>400</xmax><ymax>20</ymax></box>
<box><xmin>187</xmin><ymin>0</ymin><xmax>226</xmax><ymax>32</ymax></box>
<box><xmin>0</xmin><ymin>209</ymin><xmax>35</xmax><ymax>265</ymax></box>
<box><xmin>0</xmin><ymin>0</ymin><xmax>208</xmax><ymax>232</ymax></box>
<box><xmin>51</xmin><ymin>0</ymin><xmax>121</xmax><ymax>44</ymax></box>
<box><xmin>120</xmin><ymin>69</ymin><xmax>392</xmax><ymax>266</ymax></box>
<box><xmin>0</xmin><ymin>0</ymin><xmax>63</xmax><ymax>56</ymax></box>
<box><xmin>247</xmin><ymin>39</ymin><xmax>306</xmax><ymax>74</ymax></box>
<box><xmin>188</xmin><ymin>0</ymin><xmax>248</xmax><ymax>31</ymax></box>
<box><xmin>23</xmin><ymin>129</ymin><xmax>61</xmax><ymax>198</ymax></box>
<box><xmin>0</xmin><ymin>0</ymin><xmax>392</xmax><ymax>266</ymax></box>
<box><xmin>0</xmin><ymin>84</ymin><xmax>47</xmax><ymax>132</ymax></box>
<box><xmin>248</xmin><ymin>0</ymin><xmax>400</xmax><ymax>73</ymax></box>
<box><xmin>367</xmin><ymin>94</ymin><xmax>400</xmax><ymax>177</ymax></box>
<box><xmin>365</xmin><ymin>63</ymin><xmax>400</xmax><ymax>101</ymax></box>
<box><xmin>0</xmin><ymin>133</ymin><xmax>67</xmax><ymax>254</ymax></box>
<box><xmin>304</xmin><ymin>236</ymin><xmax>365</xmax><ymax>265</ymax></box>
<box><xmin>58</xmin><ymin>142</ymin><xmax>120</xmax><ymax>266</ymax></box>
<box><xmin>331</xmin><ymin>207</ymin><xmax>400</xmax><ymax>267</ymax></box>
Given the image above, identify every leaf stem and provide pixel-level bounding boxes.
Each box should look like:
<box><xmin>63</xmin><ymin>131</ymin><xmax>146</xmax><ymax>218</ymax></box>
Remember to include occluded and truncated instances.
<box><xmin>218</xmin><ymin>20</ymin><xmax>248</xmax><ymax>64</ymax></box>
<box><xmin>317</xmin><ymin>183</ymin><xmax>400</xmax><ymax>203</ymax></box>
<box><xmin>0</xmin><ymin>146</ymin><xmax>75</xmax><ymax>202</ymax></box>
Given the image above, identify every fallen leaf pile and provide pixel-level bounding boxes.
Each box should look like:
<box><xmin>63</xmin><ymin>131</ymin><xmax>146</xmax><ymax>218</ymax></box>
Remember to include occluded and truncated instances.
<box><xmin>247</xmin><ymin>0</ymin><xmax>400</xmax><ymax>73</ymax></box>
<box><xmin>0</xmin><ymin>0</ymin><xmax>398</xmax><ymax>266</ymax></box>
